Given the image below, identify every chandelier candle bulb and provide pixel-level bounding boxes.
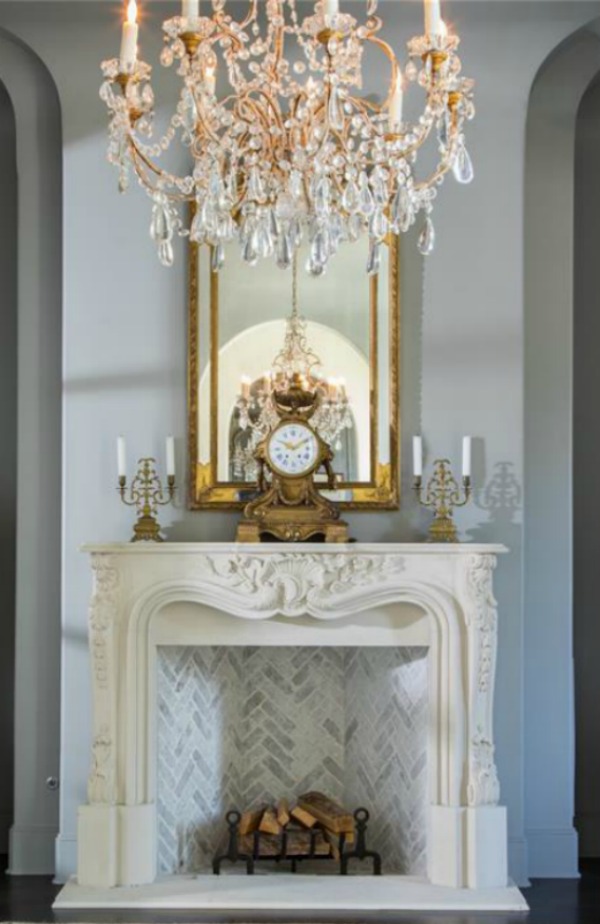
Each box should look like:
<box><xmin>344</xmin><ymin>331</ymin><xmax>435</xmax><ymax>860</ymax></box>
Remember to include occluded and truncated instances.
<box><xmin>241</xmin><ymin>375</ymin><xmax>251</xmax><ymax>400</ymax></box>
<box><xmin>117</xmin><ymin>436</ymin><xmax>127</xmax><ymax>479</ymax></box>
<box><xmin>389</xmin><ymin>71</ymin><xmax>404</xmax><ymax>130</ymax></box>
<box><xmin>462</xmin><ymin>435</ymin><xmax>472</xmax><ymax>478</ymax></box>
<box><xmin>413</xmin><ymin>436</ymin><xmax>423</xmax><ymax>478</ymax></box>
<box><xmin>166</xmin><ymin>436</ymin><xmax>176</xmax><ymax>478</ymax></box>
<box><xmin>324</xmin><ymin>0</ymin><xmax>340</xmax><ymax>22</ymax></box>
<box><xmin>424</xmin><ymin>0</ymin><xmax>442</xmax><ymax>38</ymax></box>
<box><xmin>119</xmin><ymin>0</ymin><xmax>139</xmax><ymax>72</ymax></box>
<box><xmin>204</xmin><ymin>64</ymin><xmax>216</xmax><ymax>96</ymax></box>
<box><xmin>182</xmin><ymin>0</ymin><xmax>199</xmax><ymax>21</ymax></box>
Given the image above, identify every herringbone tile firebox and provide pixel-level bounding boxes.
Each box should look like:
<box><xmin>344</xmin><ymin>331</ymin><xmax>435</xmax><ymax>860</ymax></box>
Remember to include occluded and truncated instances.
<box><xmin>156</xmin><ymin>646</ymin><xmax>428</xmax><ymax>876</ymax></box>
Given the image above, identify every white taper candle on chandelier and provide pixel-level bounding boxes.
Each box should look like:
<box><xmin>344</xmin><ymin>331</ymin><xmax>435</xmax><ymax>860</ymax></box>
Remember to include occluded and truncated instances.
<box><xmin>182</xmin><ymin>0</ymin><xmax>200</xmax><ymax>20</ymax></box>
<box><xmin>204</xmin><ymin>64</ymin><xmax>216</xmax><ymax>96</ymax></box>
<box><xmin>424</xmin><ymin>0</ymin><xmax>442</xmax><ymax>37</ymax></box>
<box><xmin>166</xmin><ymin>436</ymin><xmax>176</xmax><ymax>478</ymax></box>
<box><xmin>120</xmin><ymin>0</ymin><xmax>139</xmax><ymax>71</ymax></box>
<box><xmin>241</xmin><ymin>375</ymin><xmax>251</xmax><ymax>400</ymax></box>
<box><xmin>324</xmin><ymin>0</ymin><xmax>339</xmax><ymax>22</ymax></box>
<box><xmin>117</xmin><ymin>436</ymin><xmax>127</xmax><ymax>478</ymax></box>
<box><xmin>462</xmin><ymin>435</ymin><xmax>472</xmax><ymax>477</ymax></box>
<box><xmin>413</xmin><ymin>436</ymin><xmax>423</xmax><ymax>478</ymax></box>
<box><xmin>389</xmin><ymin>70</ymin><xmax>404</xmax><ymax>130</ymax></box>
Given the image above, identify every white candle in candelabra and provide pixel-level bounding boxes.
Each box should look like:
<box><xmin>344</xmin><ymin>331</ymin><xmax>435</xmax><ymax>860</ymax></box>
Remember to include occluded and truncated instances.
<box><xmin>327</xmin><ymin>377</ymin><xmax>337</xmax><ymax>399</ymax></box>
<box><xmin>462</xmin><ymin>435</ymin><xmax>472</xmax><ymax>477</ymax></box>
<box><xmin>117</xmin><ymin>436</ymin><xmax>127</xmax><ymax>478</ymax></box>
<box><xmin>424</xmin><ymin>0</ymin><xmax>442</xmax><ymax>38</ymax></box>
<box><xmin>338</xmin><ymin>377</ymin><xmax>347</xmax><ymax>399</ymax></box>
<box><xmin>389</xmin><ymin>69</ymin><xmax>404</xmax><ymax>130</ymax></box>
<box><xmin>166</xmin><ymin>436</ymin><xmax>176</xmax><ymax>478</ymax></box>
<box><xmin>182</xmin><ymin>0</ymin><xmax>200</xmax><ymax>21</ymax></box>
<box><xmin>241</xmin><ymin>375</ymin><xmax>251</xmax><ymax>400</ymax></box>
<box><xmin>413</xmin><ymin>436</ymin><xmax>423</xmax><ymax>477</ymax></box>
<box><xmin>120</xmin><ymin>0</ymin><xmax>139</xmax><ymax>72</ymax></box>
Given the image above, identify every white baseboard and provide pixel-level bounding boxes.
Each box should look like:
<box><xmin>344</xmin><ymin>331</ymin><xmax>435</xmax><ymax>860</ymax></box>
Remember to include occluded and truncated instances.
<box><xmin>8</xmin><ymin>824</ymin><xmax>57</xmax><ymax>875</ymax></box>
<box><xmin>508</xmin><ymin>835</ymin><xmax>530</xmax><ymax>886</ymax></box>
<box><xmin>54</xmin><ymin>832</ymin><xmax>78</xmax><ymax>884</ymax></box>
<box><xmin>576</xmin><ymin>811</ymin><xmax>600</xmax><ymax>857</ymax></box>
<box><xmin>526</xmin><ymin>827</ymin><xmax>580</xmax><ymax>878</ymax></box>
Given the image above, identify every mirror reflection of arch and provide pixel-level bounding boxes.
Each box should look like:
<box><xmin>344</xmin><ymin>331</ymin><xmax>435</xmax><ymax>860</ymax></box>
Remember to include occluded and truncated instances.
<box><xmin>190</xmin><ymin>236</ymin><xmax>400</xmax><ymax>509</ymax></box>
<box><xmin>199</xmin><ymin>320</ymin><xmax>370</xmax><ymax>484</ymax></box>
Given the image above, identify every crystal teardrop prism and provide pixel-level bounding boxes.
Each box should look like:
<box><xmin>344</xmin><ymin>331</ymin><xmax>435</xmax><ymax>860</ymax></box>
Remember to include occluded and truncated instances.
<box><xmin>391</xmin><ymin>186</ymin><xmax>413</xmax><ymax>234</ymax></box>
<box><xmin>418</xmin><ymin>216</ymin><xmax>435</xmax><ymax>256</ymax></box>
<box><xmin>369</xmin><ymin>209</ymin><xmax>388</xmax><ymax>241</ymax></box>
<box><xmin>276</xmin><ymin>234</ymin><xmax>292</xmax><ymax>270</ymax></box>
<box><xmin>150</xmin><ymin>205</ymin><xmax>171</xmax><ymax>243</ymax></box>
<box><xmin>357</xmin><ymin>173</ymin><xmax>375</xmax><ymax>216</ymax></box>
<box><xmin>211</xmin><ymin>243</ymin><xmax>225</xmax><ymax>272</ymax></box>
<box><xmin>307</xmin><ymin>255</ymin><xmax>325</xmax><ymax>277</ymax></box>
<box><xmin>342</xmin><ymin>180</ymin><xmax>359</xmax><ymax>213</ymax></box>
<box><xmin>158</xmin><ymin>240</ymin><xmax>174</xmax><ymax>267</ymax></box>
<box><xmin>328</xmin><ymin>86</ymin><xmax>344</xmax><ymax>132</ymax></box>
<box><xmin>367</xmin><ymin>239</ymin><xmax>381</xmax><ymax>276</ymax></box>
<box><xmin>453</xmin><ymin>142</ymin><xmax>474</xmax><ymax>184</ymax></box>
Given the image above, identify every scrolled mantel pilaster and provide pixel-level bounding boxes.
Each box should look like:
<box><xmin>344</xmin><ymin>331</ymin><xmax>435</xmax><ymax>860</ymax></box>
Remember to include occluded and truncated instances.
<box><xmin>87</xmin><ymin>554</ymin><xmax>120</xmax><ymax>805</ymax></box>
<box><xmin>463</xmin><ymin>553</ymin><xmax>501</xmax><ymax>807</ymax></box>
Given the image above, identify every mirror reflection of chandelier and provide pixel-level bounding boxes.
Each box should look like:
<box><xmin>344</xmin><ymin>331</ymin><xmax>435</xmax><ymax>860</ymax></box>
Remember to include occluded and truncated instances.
<box><xmin>101</xmin><ymin>0</ymin><xmax>475</xmax><ymax>273</ymax></box>
<box><xmin>232</xmin><ymin>257</ymin><xmax>353</xmax><ymax>482</ymax></box>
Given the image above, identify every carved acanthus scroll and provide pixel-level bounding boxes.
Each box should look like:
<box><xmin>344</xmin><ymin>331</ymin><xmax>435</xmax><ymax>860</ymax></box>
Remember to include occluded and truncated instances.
<box><xmin>198</xmin><ymin>552</ymin><xmax>406</xmax><ymax>615</ymax></box>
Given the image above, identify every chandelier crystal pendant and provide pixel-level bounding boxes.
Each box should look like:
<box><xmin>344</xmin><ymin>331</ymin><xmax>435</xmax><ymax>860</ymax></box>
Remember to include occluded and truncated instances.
<box><xmin>101</xmin><ymin>0</ymin><xmax>475</xmax><ymax>273</ymax></box>
<box><xmin>233</xmin><ymin>255</ymin><xmax>353</xmax><ymax>481</ymax></box>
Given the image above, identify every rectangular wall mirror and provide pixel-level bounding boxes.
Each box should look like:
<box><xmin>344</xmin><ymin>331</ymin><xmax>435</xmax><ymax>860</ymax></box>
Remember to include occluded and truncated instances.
<box><xmin>188</xmin><ymin>236</ymin><xmax>400</xmax><ymax>510</ymax></box>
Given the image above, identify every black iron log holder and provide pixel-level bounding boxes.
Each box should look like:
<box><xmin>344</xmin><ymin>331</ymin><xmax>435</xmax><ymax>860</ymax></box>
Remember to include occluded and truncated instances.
<box><xmin>212</xmin><ymin>806</ymin><xmax>382</xmax><ymax>876</ymax></box>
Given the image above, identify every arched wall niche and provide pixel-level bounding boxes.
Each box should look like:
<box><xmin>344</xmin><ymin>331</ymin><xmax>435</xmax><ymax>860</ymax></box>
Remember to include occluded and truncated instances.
<box><xmin>524</xmin><ymin>21</ymin><xmax>600</xmax><ymax>878</ymax></box>
<box><xmin>0</xmin><ymin>28</ymin><xmax>62</xmax><ymax>876</ymax></box>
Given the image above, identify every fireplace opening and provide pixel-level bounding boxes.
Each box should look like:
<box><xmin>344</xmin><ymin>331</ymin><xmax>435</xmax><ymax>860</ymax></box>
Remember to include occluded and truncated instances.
<box><xmin>157</xmin><ymin>645</ymin><xmax>428</xmax><ymax>876</ymax></box>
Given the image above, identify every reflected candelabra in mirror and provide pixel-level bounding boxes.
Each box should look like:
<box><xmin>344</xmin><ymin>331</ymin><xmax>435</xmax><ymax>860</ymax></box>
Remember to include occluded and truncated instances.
<box><xmin>188</xmin><ymin>235</ymin><xmax>400</xmax><ymax>510</ymax></box>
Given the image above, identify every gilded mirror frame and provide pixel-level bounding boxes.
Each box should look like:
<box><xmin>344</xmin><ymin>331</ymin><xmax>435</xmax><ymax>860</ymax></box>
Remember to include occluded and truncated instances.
<box><xmin>188</xmin><ymin>236</ymin><xmax>400</xmax><ymax>510</ymax></box>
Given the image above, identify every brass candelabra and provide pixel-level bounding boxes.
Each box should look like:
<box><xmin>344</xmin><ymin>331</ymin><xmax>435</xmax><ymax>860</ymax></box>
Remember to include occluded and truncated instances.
<box><xmin>118</xmin><ymin>457</ymin><xmax>176</xmax><ymax>542</ymax></box>
<box><xmin>414</xmin><ymin>458</ymin><xmax>471</xmax><ymax>543</ymax></box>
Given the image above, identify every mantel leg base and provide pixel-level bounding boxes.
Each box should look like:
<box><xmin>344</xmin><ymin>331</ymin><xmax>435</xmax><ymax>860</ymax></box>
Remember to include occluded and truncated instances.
<box><xmin>428</xmin><ymin>805</ymin><xmax>508</xmax><ymax>889</ymax></box>
<box><xmin>78</xmin><ymin>804</ymin><xmax>156</xmax><ymax>888</ymax></box>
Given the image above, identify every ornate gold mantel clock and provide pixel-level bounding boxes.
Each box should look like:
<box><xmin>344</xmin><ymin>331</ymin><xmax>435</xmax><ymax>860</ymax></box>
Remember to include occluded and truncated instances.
<box><xmin>236</xmin><ymin>376</ymin><xmax>350</xmax><ymax>544</ymax></box>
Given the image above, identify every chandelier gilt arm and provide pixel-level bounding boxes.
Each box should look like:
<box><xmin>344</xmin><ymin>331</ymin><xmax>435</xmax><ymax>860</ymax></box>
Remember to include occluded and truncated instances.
<box><xmin>100</xmin><ymin>0</ymin><xmax>475</xmax><ymax>272</ymax></box>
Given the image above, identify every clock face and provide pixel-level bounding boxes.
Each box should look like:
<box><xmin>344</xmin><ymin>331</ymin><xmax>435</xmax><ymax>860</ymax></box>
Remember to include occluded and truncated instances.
<box><xmin>267</xmin><ymin>422</ymin><xmax>320</xmax><ymax>477</ymax></box>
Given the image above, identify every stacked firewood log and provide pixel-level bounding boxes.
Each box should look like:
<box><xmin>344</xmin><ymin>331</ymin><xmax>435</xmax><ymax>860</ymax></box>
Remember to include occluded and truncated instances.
<box><xmin>237</xmin><ymin>791</ymin><xmax>355</xmax><ymax>859</ymax></box>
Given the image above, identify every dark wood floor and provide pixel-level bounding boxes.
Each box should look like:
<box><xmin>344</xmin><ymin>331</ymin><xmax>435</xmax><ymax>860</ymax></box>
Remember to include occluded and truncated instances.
<box><xmin>0</xmin><ymin>859</ymin><xmax>598</xmax><ymax>924</ymax></box>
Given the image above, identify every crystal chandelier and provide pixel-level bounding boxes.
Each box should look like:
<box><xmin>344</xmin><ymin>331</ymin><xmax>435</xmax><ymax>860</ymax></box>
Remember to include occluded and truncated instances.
<box><xmin>232</xmin><ymin>256</ymin><xmax>353</xmax><ymax>480</ymax></box>
<box><xmin>101</xmin><ymin>0</ymin><xmax>474</xmax><ymax>273</ymax></box>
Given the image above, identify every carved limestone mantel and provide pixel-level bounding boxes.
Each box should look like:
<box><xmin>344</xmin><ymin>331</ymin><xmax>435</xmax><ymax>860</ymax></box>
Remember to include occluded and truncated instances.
<box><xmin>77</xmin><ymin>542</ymin><xmax>509</xmax><ymax>896</ymax></box>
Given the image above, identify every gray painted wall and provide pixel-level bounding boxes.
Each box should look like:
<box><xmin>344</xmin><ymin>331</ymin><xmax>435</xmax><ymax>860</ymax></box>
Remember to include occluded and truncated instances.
<box><xmin>574</xmin><ymin>77</ymin><xmax>600</xmax><ymax>859</ymax></box>
<box><xmin>0</xmin><ymin>26</ymin><xmax>62</xmax><ymax>874</ymax></box>
<box><xmin>0</xmin><ymin>0</ymin><xmax>598</xmax><ymax>882</ymax></box>
<box><xmin>0</xmin><ymin>77</ymin><xmax>17</xmax><ymax>856</ymax></box>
